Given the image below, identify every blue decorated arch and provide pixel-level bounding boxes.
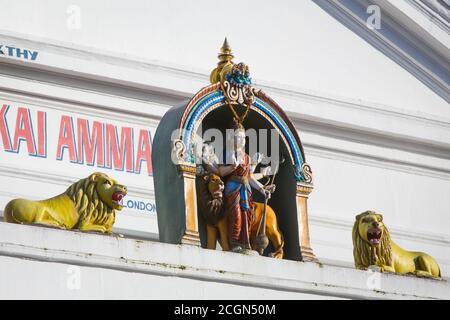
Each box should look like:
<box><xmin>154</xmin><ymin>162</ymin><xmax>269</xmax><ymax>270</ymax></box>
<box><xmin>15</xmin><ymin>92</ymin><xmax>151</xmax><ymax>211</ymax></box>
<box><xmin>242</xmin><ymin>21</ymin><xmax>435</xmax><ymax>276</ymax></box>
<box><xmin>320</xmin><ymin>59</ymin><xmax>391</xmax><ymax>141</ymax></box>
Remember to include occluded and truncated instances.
<box><xmin>177</xmin><ymin>83</ymin><xmax>308</xmax><ymax>182</ymax></box>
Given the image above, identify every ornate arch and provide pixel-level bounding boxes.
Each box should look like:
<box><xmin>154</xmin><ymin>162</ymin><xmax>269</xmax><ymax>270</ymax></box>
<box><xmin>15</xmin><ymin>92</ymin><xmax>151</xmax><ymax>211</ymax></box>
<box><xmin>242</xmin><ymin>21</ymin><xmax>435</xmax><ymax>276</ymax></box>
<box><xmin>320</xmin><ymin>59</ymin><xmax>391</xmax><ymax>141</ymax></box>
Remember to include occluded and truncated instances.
<box><xmin>176</xmin><ymin>82</ymin><xmax>311</xmax><ymax>182</ymax></box>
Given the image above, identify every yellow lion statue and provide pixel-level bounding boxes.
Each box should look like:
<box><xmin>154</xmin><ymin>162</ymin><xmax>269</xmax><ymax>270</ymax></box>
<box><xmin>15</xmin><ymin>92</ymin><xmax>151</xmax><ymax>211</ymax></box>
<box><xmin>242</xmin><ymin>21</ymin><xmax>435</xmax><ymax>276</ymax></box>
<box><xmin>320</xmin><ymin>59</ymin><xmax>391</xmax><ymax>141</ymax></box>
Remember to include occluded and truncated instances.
<box><xmin>197</xmin><ymin>173</ymin><xmax>284</xmax><ymax>258</ymax></box>
<box><xmin>353</xmin><ymin>210</ymin><xmax>441</xmax><ymax>278</ymax></box>
<box><xmin>4</xmin><ymin>172</ymin><xmax>127</xmax><ymax>234</ymax></box>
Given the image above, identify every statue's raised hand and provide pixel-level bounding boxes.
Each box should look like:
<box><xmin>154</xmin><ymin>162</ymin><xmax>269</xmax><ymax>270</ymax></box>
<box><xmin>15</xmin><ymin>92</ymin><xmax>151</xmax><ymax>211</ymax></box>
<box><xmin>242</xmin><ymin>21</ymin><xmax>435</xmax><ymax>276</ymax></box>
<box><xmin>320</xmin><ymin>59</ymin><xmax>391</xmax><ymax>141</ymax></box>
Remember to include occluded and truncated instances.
<box><xmin>252</xmin><ymin>152</ymin><xmax>264</xmax><ymax>165</ymax></box>
<box><xmin>265</xmin><ymin>184</ymin><xmax>276</xmax><ymax>194</ymax></box>
<box><xmin>262</xmin><ymin>184</ymin><xmax>276</xmax><ymax>199</ymax></box>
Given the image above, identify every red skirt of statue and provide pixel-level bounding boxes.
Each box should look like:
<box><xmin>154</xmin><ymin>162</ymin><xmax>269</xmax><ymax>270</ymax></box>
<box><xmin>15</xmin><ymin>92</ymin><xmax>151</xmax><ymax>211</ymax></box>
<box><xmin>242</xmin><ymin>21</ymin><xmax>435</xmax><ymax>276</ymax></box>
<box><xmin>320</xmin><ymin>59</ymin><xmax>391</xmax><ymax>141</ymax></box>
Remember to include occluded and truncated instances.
<box><xmin>224</xmin><ymin>153</ymin><xmax>255</xmax><ymax>250</ymax></box>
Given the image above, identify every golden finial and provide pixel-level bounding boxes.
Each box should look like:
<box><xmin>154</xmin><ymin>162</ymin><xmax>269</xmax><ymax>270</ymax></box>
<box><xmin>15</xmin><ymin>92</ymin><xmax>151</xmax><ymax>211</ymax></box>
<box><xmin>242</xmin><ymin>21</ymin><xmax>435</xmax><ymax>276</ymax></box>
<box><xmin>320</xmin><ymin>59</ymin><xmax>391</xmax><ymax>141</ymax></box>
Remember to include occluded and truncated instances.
<box><xmin>220</xmin><ymin>37</ymin><xmax>232</xmax><ymax>56</ymax></box>
<box><xmin>210</xmin><ymin>38</ymin><xmax>234</xmax><ymax>84</ymax></box>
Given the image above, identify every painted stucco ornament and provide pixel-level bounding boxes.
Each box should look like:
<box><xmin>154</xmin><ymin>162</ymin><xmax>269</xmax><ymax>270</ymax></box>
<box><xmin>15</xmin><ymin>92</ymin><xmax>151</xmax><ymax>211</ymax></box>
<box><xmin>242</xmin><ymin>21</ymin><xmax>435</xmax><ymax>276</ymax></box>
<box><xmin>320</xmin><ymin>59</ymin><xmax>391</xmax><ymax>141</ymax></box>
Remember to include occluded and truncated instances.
<box><xmin>352</xmin><ymin>211</ymin><xmax>441</xmax><ymax>278</ymax></box>
<box><xmin>4</xmin><ymin>172</ymin><xmax>127</xmax><ymax>234</ymax></box>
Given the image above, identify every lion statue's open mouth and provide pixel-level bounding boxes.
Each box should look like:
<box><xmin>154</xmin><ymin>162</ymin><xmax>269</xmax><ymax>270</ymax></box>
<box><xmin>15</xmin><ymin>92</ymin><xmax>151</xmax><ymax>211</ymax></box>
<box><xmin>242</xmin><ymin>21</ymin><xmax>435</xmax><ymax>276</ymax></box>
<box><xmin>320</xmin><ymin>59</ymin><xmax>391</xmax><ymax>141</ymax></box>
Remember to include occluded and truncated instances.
<box><xmin>367</xmin><ymin>227</ymin><xmax>382</xmax><ymax>245</ymax></box>
<box><xmin>112</xmin><ymin>191</ymin><xmax>127</xmax><ymax>207</ymax></box>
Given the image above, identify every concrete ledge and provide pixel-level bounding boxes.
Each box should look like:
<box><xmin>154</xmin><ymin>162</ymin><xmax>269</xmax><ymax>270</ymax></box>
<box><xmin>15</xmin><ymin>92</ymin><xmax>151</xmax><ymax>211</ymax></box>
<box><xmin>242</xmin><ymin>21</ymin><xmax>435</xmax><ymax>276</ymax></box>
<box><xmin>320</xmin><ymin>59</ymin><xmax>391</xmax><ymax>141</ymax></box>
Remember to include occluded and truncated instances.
<box><xmin>0</xmin><ymin>222</ymin><xmax>448</xmax><ymax>299</ymax></box>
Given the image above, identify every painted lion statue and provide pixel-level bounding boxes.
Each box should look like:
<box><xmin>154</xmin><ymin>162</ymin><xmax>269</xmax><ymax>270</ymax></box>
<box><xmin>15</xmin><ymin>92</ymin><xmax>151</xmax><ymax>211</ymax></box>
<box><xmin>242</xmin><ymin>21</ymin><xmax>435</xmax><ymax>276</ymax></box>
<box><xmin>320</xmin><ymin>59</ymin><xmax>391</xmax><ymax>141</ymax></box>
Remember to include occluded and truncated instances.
<box><xmin>4</xmin><ymin>172</ymin><xmax>127</xmax><ymax>234</ymax></box>
<box><xmin>196</xmin><ymin>173</ymin><xmax>284</xmax><ymax>258</ymax></box>
<box><xmin>352</xmin><ymin>210</ymin><xmax>441</xmax><ymax>278</ymax></box>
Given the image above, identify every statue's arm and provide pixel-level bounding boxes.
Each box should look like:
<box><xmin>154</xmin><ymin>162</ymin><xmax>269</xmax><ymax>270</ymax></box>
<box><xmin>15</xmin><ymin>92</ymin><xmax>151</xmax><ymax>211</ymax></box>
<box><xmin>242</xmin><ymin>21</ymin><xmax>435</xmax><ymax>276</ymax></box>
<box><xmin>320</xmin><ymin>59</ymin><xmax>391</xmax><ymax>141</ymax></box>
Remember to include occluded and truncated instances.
<box><xmin>252</xmin><ymin>173</ymin><xmax>265</xmax><ymax>180</ymax></box>
<box><xmin>204</xmin><ymin>163</ymin><xmax>219</xmax><ymax>175</ymax></box>
<box><xmin>249</xmin><ymin>175</ymin><xmax>268</xmax><ymax>196</ymax></box>
<box><xmin>217</xmin><ymin>165</ymin><xmax>236</xmax><ymax>177</ymax></box>
<box><xmin>217</xmin><ymin>152</ymin><xmax>238</xmax><ymax>177</ymax></box>
<box><xmin>250</xmin><ymin>152</ymin><xmax>264</xmax><ymax>174</ymax></box>
<box><xmin>252</xmin><ymin>165</ymin><xmax>272</xmax><ymax>181</ymax></box>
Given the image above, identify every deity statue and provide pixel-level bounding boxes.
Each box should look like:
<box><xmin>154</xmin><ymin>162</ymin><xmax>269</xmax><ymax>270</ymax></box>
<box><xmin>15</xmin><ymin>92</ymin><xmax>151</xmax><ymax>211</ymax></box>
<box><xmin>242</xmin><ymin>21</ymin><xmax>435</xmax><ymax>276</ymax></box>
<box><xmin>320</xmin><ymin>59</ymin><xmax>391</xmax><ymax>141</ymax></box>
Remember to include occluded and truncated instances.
<box><xmin>209</xmin><ymin>120</ymin><xmax>275</xmax><ymax>253</ymax></box>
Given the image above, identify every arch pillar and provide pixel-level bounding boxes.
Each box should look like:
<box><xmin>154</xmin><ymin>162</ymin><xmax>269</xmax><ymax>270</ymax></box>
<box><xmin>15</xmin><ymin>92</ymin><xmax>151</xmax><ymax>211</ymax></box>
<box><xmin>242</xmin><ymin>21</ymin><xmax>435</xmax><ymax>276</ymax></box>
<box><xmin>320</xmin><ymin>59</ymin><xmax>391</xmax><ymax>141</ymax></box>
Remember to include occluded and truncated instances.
<box><xmin>177</xmin><ymin>163</ymin><xmax>201</xmax><ymax>246</ymax></box>
<box><xmin>296</xmin><ymin>181</ymin><xmax>317</xmax><ymax>262</ymax></box>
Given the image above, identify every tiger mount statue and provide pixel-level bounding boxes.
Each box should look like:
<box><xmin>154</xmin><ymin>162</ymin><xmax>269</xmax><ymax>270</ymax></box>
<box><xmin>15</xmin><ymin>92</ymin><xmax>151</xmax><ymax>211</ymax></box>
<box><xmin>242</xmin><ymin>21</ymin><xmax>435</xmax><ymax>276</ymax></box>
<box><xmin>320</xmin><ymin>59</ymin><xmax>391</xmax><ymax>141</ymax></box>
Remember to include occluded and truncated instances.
<box><xmin>352</xmin><ymin>210</ymin><xmax>441</xmax><ymax>278</ymax></box>
<box><xmin>4</xmin><ymin>172</ymin><xmax>127</xmax><ymax>234</ymax></box>
<box><xmin>196</xmin><ymin>172</ymin><xmax>284</xmax><ymax>259</ymax></box>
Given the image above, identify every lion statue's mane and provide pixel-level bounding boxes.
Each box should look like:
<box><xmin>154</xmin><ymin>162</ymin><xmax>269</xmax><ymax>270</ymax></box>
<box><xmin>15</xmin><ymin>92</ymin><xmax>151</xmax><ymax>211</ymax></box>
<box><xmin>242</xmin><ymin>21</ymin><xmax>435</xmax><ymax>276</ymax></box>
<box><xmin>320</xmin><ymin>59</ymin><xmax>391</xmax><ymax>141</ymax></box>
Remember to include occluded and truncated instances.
<box><xmin>66</xmin><ymin>177</ymin><xmax>114</xmax><ymax>227</ymax></box>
